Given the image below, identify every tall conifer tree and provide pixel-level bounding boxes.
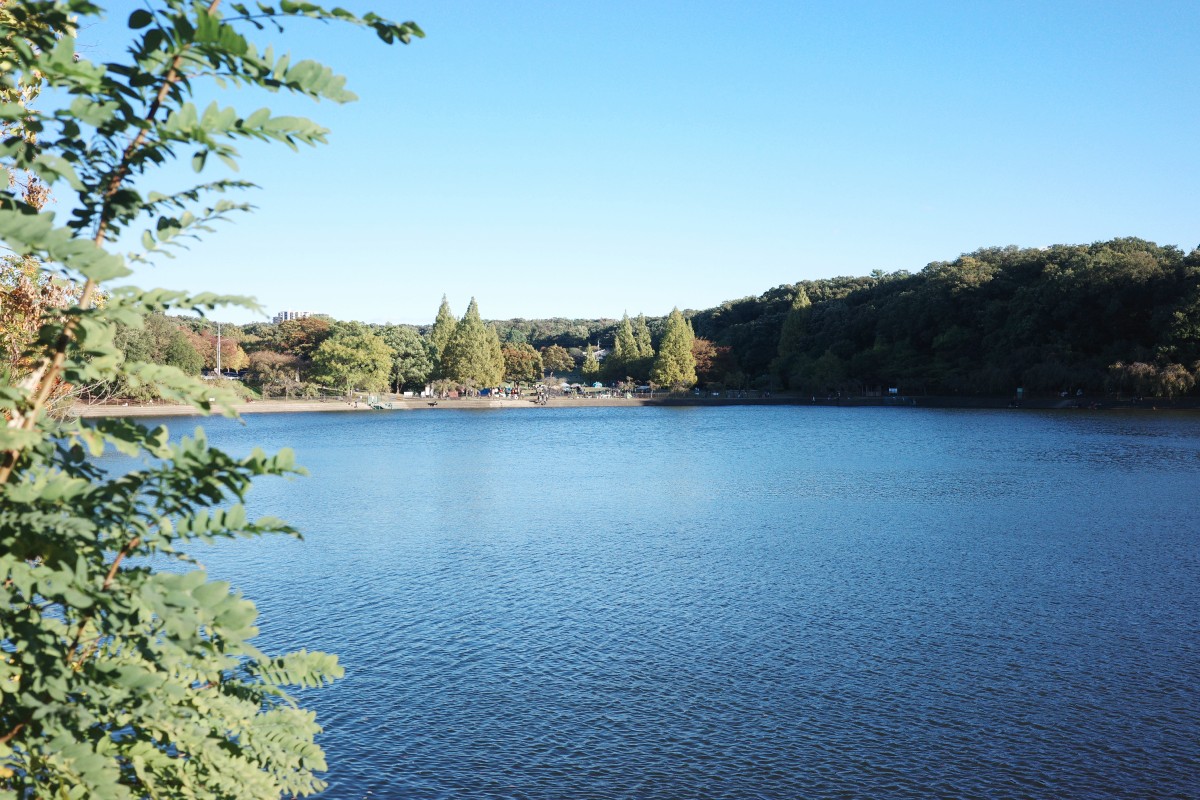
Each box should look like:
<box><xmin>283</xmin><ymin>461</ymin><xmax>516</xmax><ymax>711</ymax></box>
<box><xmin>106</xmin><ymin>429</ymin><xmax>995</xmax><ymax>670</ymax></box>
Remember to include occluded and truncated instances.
<box><xmin>443</xmin><ymin>298</ymin><xmax>503</xmax><ymax>387</ymax></box>
<box><xmin>651</xmin><ymin>308</ymin><xmax>698</xmax><ymax>390</ymax></box>
<box><xmin>605</xmin><ymin>313</ymin><xmax>638</xmax><ymax>380</ymax></box>
<box><xmin>429</xmin><ymin>295</ymin><xmax>456</xmax><ymax>375</ymax></box>
<box><xmin>772</xmin><ymin>287</ymin><xmax>811</xmax><ymax>387</ymax></box>
<box><xmin>634</xmin><ymin>314</ymin><xmax>655</xmax><ymax>358</ymax></box>
<box><xmin>613</xmin><ymin>314</ymin><xmax>637</xmax><ymax>361</ymax></box>
<box><xmin>485</xmin><ymin>324</ymin><xmax>505</xmax><ymax>386</ymax></box>
<box><xmin>582</xmin><ymin>343</ymin><xmax>600</xmax><ymax>377</ymax></box>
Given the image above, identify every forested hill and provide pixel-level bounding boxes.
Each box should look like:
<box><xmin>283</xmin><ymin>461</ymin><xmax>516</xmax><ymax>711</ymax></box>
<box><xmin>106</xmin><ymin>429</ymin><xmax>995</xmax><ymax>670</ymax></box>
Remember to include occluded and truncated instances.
<box><xmin>690</xmin><ymin>238</ymin><xmax>1200</xmax><ymax>396</ymax></box>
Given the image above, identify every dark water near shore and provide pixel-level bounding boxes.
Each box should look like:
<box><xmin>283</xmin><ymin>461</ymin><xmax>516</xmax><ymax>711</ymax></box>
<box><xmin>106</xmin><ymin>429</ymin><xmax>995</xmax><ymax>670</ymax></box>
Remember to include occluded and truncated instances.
<box><xmin>140</xmin><ymin>407</ymin><xmax>1200</xmax><ymax>799</ymax></box>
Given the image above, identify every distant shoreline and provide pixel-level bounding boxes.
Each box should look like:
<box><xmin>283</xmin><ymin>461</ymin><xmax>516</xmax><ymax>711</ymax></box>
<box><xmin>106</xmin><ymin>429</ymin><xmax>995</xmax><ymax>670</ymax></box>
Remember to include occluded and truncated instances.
<box><xmin>70</xmin><ymin>394</ymin><xmax>1200</xmax><ymax>418</ymax></box>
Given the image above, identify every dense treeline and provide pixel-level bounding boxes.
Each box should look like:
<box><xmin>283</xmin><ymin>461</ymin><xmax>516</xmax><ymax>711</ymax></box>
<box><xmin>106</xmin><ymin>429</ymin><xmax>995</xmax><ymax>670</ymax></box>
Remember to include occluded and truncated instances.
<box><xmin>692</xmin><ymin>238</ymin><xmax>1200</xmax><ymax>396</ymax></box>
<box><xmin>92</xmin><ymin>296</ymin><xmax>697</xmax><ymax>398</ymax></box>
<box><xmin>85</xmin><ymin>237</ymin><xmax>1200</xmax><ymax>400</ymax></box>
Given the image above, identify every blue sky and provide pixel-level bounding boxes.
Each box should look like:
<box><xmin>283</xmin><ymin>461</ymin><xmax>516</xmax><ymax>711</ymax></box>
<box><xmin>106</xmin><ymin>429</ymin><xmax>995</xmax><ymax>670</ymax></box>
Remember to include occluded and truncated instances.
<box><xmin>85</xmin><ymin>1</ymin><xmax>1200</xmax><ymax>325</ymax></box>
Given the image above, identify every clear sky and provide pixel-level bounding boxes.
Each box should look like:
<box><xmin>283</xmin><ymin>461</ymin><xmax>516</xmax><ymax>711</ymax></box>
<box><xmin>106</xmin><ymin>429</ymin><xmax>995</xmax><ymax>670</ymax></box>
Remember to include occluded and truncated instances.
<box><xmin>83</xmin><ymin>1</ymin><xmax>1200</xmax><ymax>325</ymax></box>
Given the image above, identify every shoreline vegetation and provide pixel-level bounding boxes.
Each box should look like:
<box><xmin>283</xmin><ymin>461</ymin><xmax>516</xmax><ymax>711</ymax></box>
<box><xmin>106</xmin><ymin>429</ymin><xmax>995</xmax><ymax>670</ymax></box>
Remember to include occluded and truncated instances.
<box><xmin>72</xmin><ymin>237</ymin><xmax>1200</xmax><ymax>410</ymax></box>
<box><xmin>71</xmin><ymin>392</ymin><xmax>1200</xmax><ymax>418</ymax></box>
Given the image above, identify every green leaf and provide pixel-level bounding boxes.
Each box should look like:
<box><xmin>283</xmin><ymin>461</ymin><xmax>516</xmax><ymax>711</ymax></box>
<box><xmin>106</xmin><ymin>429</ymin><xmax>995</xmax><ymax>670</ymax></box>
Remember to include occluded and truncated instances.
<box><xmin>192</xmin><ymin>579</ymin><xmax>231</xmax><ymax>607</ymax></box>
<box><xmin>0</xmin><ymin>427</ymin><xmax>41</xmax><ymax>451</ymax></box>
<box><xmin>129</xmin><ymin>9</ymin><xmax>154</xmax><ymax>28</ymax></box>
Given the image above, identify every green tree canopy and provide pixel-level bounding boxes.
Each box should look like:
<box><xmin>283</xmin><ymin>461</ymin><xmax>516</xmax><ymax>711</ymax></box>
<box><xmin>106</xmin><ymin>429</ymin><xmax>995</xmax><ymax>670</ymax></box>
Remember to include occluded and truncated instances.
<box><xmin>247</xmin><ymin>350</ymin><xmax>302</xmax><ymax>396</ymax></box>
<box><xmin>502</xmin><ymin>342</ymin><xmax>543</xmax><ymax>384</ymax></box>
<box><xmin>651</xmin><ymin>308</ymin><xmax>698</xmax><ymax>390</ymax></box>
<box><xmin>443</xmin><ymin>298</ymin><xmax>503</xmax><ymax>387</ymax></box>
<box><xmin>110</xmin><ymin>315</ymin><xmax>205</xmax><ymax>399</ymax></box>
<box><xmin>540</xmin><ymin>343</ymin><xmax>575</xmax><ymax>374</ymax></box>
<box><xmin>379</xmin><ymin>324</ymin><xmax>434</xmax><ymax>392</ymax></box>
<box><xmin>113</xmin><ymin>314</ymin><xmax>204</xmax><ymax>377</ymax></box>
<box><xmin>273</xmin><ymin>316</ymin><xmax>333</xmax><ymax>361</ymax></box>
<box><xmin>312</xmin><ymin>324</ymin><xmax>393</xmax><ymax>395</ymax></box>
<box><xmin>185</xmin><ymin>330</ymin><xmax>249</xmax><ymax>373</ymax></box>
<box><xmin>163</xmin><ymin>328</ymin><xmax>204</xmax><ymax>375</ymax></box>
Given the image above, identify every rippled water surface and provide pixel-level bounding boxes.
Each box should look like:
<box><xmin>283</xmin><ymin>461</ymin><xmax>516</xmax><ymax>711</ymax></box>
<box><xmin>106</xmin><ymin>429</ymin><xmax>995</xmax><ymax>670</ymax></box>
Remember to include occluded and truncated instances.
<box><xmin>143</xmin><ymin>407</ymin><xmax>1200</xmax><ymax>799</ymax></box>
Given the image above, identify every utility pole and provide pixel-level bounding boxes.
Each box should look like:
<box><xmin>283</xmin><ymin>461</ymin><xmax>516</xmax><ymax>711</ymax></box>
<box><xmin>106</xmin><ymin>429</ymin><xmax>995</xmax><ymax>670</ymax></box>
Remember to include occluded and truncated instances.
<box><xmin>216</xmin><ymin>322</ymin><xmax>222</xmax><ymax>376</ymax></box>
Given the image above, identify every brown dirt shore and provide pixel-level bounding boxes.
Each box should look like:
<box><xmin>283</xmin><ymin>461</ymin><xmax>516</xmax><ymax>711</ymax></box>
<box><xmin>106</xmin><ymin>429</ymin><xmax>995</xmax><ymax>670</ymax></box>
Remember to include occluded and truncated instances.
<box><xmin>70</xmin><ymin>394</ymin><xmax>1198</xmax><ymax>418</ymax></box>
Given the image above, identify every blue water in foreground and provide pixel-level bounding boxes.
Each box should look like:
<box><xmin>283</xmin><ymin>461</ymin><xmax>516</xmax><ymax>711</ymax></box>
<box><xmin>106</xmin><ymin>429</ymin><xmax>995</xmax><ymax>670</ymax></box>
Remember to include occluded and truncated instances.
<box><xmin>142</xmin><ymin>407</ymin><xmax>1200</xmax><ymax>799</ymax></box>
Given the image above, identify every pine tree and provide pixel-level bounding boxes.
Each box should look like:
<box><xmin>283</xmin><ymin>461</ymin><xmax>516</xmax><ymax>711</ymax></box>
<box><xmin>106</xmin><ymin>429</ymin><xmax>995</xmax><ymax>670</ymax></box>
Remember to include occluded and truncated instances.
<box><xmin>613</xmin><ymin>314</ymin><xmax>637</xmax><ymax>361</ymax></box>
<box><xmin>485</xmin><ymin>324</ymin><xmax>505</xmax><ymax>386</ymax></box>
<box><xmin>443</xmin><ymin>298</ymin><xmax>503</xmax><ymax>387</ymax></box>
<box><xmin>605</xmin><ymin>313</ymin><xmax>638</xmax><ymax>380</ymax></box>
<box><xmin>650</xmin><ymin>308</ymin><xmax>697</xmax><ymax>390</ymax></box>
<box><xmin>582</xmin><ymin>343</ymin><xmax>600</xmax><ymax>377</ymax></box>
<box><xmin>772</xmin><ymin>287</ymin><xmax>811</xmax><ymax>387</ymax></box>
<box><xmin>429</xmin><ymin>295</ymin><xmax>456</xmax><ymax>375</ymax></box>
<box><xmin>634</xmin><ymin>313</ymin><xmax>654</xmax><ymax>358</ymax></box>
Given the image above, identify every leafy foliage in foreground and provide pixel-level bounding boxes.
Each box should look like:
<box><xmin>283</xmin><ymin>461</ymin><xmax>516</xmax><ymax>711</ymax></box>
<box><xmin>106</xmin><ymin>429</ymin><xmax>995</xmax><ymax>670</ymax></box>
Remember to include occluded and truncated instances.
<box><xmin>0</xmin><ymin>1</ymin><xmax>420</xmax><ymax>796</ymax></box>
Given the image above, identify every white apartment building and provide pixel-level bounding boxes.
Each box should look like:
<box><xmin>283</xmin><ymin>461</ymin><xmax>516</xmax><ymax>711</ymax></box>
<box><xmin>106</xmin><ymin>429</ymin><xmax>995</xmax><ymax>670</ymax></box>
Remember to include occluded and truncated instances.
<box><xmin>272</xmin><ymin>310</ymin><xmax>318</xmax><ymax>324</ymax></box>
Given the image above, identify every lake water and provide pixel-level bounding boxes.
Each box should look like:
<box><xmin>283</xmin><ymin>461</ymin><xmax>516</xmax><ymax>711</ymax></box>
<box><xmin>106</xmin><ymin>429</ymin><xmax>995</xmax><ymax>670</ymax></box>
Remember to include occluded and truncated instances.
<box><xmin>135</xmin><ymin>406</ymin><xmax>1200</xmax><ymax>799</ymax></box>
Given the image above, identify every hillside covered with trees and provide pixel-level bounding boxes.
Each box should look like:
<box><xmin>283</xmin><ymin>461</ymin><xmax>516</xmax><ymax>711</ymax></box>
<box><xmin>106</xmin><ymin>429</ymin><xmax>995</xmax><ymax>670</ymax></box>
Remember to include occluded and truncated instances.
<box><xmin>692</xmin><ymin>238</ymin><xmax>1200</xmax><ymax>397</ymax></box>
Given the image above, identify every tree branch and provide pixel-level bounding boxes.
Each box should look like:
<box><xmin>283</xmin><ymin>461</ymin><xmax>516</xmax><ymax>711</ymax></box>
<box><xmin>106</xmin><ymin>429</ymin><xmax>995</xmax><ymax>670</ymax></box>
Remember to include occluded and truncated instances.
<box><xmin>0</xmin><ymin>1</ymin><xmax>222</xmax><ymax>486</ymax></box>
<box><xmin>0</xmin><ymin>722</ymin><xmax>24</xmax><ymax>746</ymax></box>
<box><xmin>66</xmin><ymin>534</ymin><xmax>141</xmax><ymax>668</ymax></box>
